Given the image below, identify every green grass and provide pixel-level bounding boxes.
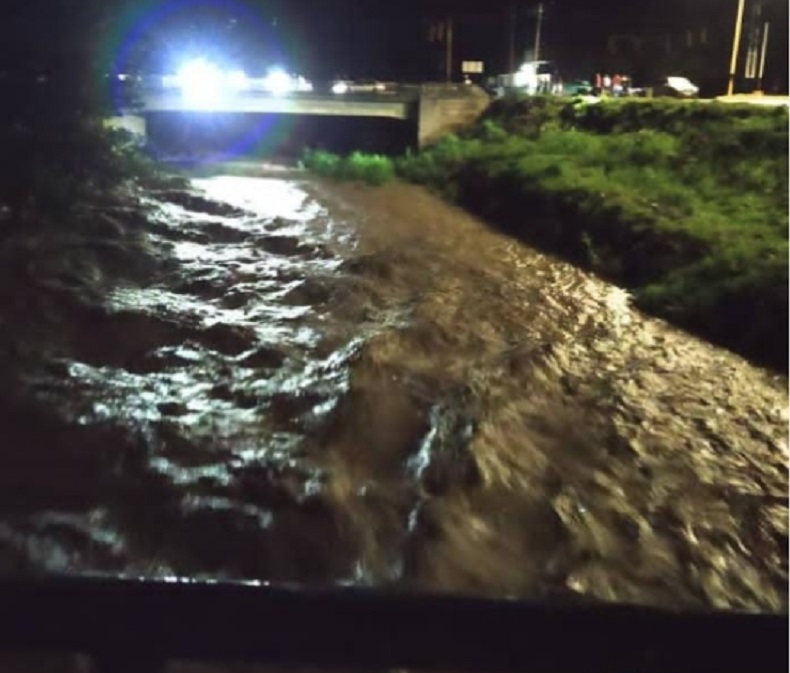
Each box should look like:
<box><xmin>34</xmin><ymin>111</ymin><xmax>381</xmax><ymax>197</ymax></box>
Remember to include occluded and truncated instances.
<box><xmin>301</xmin><ymin>98</ymin><xmax>788</xmax><ymax>370</ymax></box>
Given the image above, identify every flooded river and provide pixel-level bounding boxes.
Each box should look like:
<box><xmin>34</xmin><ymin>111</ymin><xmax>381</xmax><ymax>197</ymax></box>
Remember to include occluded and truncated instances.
<box><xmin>0</xmin><ymin>170</ymin><xmax>786</xmax><ymax>612</ymax></box>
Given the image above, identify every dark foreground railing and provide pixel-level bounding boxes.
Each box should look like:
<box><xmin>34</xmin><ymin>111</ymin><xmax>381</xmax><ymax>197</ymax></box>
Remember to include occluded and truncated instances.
<box><xmin>0</xmin><ymin>576</ymin><xmax>786</xmax><ymax>673</ymax></box>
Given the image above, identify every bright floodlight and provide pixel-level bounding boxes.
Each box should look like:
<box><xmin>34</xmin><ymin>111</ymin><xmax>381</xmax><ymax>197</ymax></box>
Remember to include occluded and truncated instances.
<box><xmin>227</xmin><ymin>69</ymin><xmax>249</xmax><ymax>91</ymax></box>
<box><xmin>263</xmin><ymin>68</ymin><xmax>294</xmax><ymax>96</ymax></box>
<box><xmin>332</xmin><ymin>81</ymin><xmax>349</xmax><ymax>95</ymax></box>
<box><xmin>177</xmin><ymin>58</ymin><xmax>224</xmax><ymax>107</ymax></box>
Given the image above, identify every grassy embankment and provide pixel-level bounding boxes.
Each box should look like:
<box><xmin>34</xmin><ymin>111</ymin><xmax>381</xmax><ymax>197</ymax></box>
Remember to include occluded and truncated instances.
<box><xmin>302</xmin><ymin>98</ymin><xmax>789</xmax><ymax>371</ymax></box>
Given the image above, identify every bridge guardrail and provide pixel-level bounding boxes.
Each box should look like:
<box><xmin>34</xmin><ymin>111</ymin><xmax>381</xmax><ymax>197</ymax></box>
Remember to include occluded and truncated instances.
<box><xmin>0</xmin><ymin>576</ymin><xmax>786</xmax><ymax>673</ymax></box>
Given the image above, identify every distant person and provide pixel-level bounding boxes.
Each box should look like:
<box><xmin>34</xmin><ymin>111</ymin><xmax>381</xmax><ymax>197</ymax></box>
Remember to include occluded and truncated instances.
<box><xmin>613</xmin><ymin>74</ymin><xmax>623</xmax><ymax>96</ymax></box>
<box><xmin>603</xmin><ymin>74</ymin><xmax>612</xmax><ymax>94</ymax></box>
<box><xmin>594</xmin><ymin>72</ymin><xmax>602</xmax><ymax>95</ymax></box>
<box><xmin>553</xmin><ymin>77</ymin><xmax>563</xmax><ymax>95</ymax></box>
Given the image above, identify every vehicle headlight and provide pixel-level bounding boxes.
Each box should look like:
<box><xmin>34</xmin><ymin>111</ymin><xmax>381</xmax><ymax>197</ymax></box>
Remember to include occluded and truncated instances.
<box><xmin>264</xmin><ymin>68</ymin><xmax>295</xmax><ymax>96</ymax></box>
<box><xmin>176</xmin><ymin>58</ymin><xmax>225</xmax><ymax>107</ymax></box>
<box><xmin>227</xmin><ymin>70</ymin><xmax>249</xmax><ymax>91</ymax></box>
<box><xmin>296</xmin><ymin>76</ymin><xmax>313</xmax><ymax>92</ymax></box>
<box><xmin>332</xmin><ymin>81</ymin><xmax>349</xmax><ymax>95</ymax></box>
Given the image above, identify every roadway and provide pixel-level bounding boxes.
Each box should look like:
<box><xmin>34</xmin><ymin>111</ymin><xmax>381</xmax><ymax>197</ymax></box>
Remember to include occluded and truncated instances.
<box><xmin>715</xmin><ymin>93</ymin><xmax>790</xmax><ymax>107</ymax></box>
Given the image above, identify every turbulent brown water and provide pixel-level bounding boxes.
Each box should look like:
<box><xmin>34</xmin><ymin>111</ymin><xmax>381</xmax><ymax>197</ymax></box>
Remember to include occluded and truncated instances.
<box><xmin>0</xmin><ymin>169</ymin><xmax>787</xmax><ymax>612</ymax></box>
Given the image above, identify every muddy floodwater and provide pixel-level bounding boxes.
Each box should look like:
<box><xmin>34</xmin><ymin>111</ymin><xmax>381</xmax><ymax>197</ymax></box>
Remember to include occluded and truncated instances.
<box><xmin>0</xmin><ymin>169</ymin><xmax>787</xmax><ymax>612</ymax></box>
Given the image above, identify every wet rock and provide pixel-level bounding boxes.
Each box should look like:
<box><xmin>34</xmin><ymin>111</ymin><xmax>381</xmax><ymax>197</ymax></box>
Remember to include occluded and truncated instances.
<box><xmin>210</xmin><ymin>383</ymin><xmax>234</xmax><ymax>402</ymax></box>
<box><xmin>76</xmin><ymin>309</ymin><xmax>192</xmax><ymax>370</ymax></box>
<box><xmin>232</xmin><ymin>390</ymin><xmax>262</xmax><ymax>410</ymax></box>
<box><xmin>232</xmin><ymin>461</ymin><xmax>323</xmax><ymax>510</ymax></box>
<box><xmin>201</xmin><ymin>222</ymin><xmax>250</xmax><ymax>244</ymax></box>
<box><xmin>173</xmin><ymin>276</ymin><xmax>229</xmax><ymax>298</ymax></box>
<box><xmin>412</xmin><ymin>403</ymin><xmax>481</xmax><ymax>496</ymax></box>
<box><xmin>156</xmin><ymin>190</ymin><xmax>246</xmax><ymax>217</ymax></box>
<box><xmin>150</xmin><ymin>224</ymin><xmax>210</xmax><ymax>244</ymax></box>
<box><xmin>341</xmin><ymin>253</ymin><xmax>396</xmax><ymax>279</ymax></box>
<box><xmin>156</xmin><ymin>424</ymin><xmax>215</xmax><ymax>467</ymax></box>
<box><xmin>282</xmin><ymin>279</ymin><xmax>332</xmax><ymax>306</ymax></box>
<box><xmin>200</xmin><ymin>324</ymin><xmax>255</xmax><ymax>356</ymax></box>
<box><xmin>268</xmin><ymin>391</ymin><xmax>328</xmax><ymax>430</ymax></box>
<box><xmin>267</xmin><ymin>216</ymin><xmax>292</xmax><ymax>230</ymax></box>
<box><xmin>127</xmin><ymin>345</ymin><xmax>205</xmax><ymax>374</ymax></box>
<box><xmin>302</xmin><ymin>243</ymin><xmax>333</xmax><ymax>260</ymax></box>
<box><xmin>238</xmin><ymin>346</ymin><xmax>286</xmax><ymax>369</ymax></box>
<box><xmin>222</xmin><ymin>290</ymin><xmax>256</xmax><ymax>309</ymax></box>
<box><xmin>255</xmin><ymin>235</ymin><xmax>303</xmax><ymax>257</ymax></box>
<box><xmin>157</xmin><ymin>401</ymin><xmax>188</xmax><ymax>417</ymax></box>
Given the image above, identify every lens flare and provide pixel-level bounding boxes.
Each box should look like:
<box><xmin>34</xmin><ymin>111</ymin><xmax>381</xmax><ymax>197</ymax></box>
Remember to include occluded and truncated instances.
<box><xmin>177</xmin><ymin>58</ymin><xmax>225</xmax><ymax>107</ymax></box>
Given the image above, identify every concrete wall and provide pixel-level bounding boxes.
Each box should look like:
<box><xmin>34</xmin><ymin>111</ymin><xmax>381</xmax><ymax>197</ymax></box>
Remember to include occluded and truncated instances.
<box><xmin>416</xmin><ymin>85</ymin><xmax>490</xmax><ymax>148</ymax></box>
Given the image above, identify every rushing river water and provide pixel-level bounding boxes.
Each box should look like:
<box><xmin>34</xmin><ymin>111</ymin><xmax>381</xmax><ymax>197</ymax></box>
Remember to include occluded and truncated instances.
<box><xmin>0</xmin><ymin>170</ymin><xmax>787</xmax><ymax>612</ymax></box>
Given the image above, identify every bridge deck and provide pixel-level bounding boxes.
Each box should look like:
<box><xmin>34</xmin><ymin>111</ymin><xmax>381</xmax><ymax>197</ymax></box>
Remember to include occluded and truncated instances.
<box><xmin>143</xmin><ymin>92</ymin><xmax>416</xmax><ymax>119</ymax></box>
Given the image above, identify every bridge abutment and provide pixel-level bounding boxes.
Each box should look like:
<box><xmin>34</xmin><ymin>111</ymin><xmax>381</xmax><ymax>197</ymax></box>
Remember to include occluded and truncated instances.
<box><xmin>416</xmin><ymin>85</ymin><xmax>490</xmax><ymax>148</ymax></box>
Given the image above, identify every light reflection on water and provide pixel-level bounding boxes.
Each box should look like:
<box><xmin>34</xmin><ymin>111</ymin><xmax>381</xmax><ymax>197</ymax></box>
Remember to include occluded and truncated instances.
<box><xmin>192</xmin><ymin>176</ymin><xmax>326</xmax><ymax>223</ymax></box>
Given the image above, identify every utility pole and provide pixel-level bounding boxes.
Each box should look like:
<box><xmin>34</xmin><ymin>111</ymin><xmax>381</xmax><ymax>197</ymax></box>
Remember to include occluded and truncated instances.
<box><xmin>727</xmin><ymin>0</ymin><xmax>746</xmax><ymax>95</ymax></box>
<box><xmin>534</xmin><ymin>2</ymin><xmax>544</xmax><ymax>62</ymax></box>
<box><xmin>445</xmin><ymin>17</ymin><xmax>454</xmax><ymax>82</ymax></box>
<box><xmin>508</xmin><ymin>4</ymin><xmax>517</xmax><ymax>72</ymax></box>
<box><xmin>757</xmin><ymin>21</ymin><xmax>769</xmax><ymax>90</ymax></box>
<box><xmin>744</xmin><ymin>1</ymin><xmax>762</xmax><ymax>80</ymax></box>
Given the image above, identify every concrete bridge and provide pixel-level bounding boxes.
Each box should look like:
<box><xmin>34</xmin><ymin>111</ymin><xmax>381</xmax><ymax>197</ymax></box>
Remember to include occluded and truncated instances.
<box><xmin>143</xmin><ymin>90</ymin><xmax>416</xmax><ymax>120</ymax></box>
<box><xmin>116</xmin><ymin>83</ymin><xmax>490</xmax><ymax>149</ymax></box>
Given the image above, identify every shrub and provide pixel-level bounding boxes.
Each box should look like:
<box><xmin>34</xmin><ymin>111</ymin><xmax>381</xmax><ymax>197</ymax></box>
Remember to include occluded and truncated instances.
<box><xmin>0</xmin><ymin>115</ymin><xmax>165</xmax><ymax>218</ymax></box>
<box><xmin>342</xmin><ymin>152</ymin><xmax>395</xmax><ymax>185</ymax></box>
<box><xmin>301</xmin><ymin>149</ymin><xmax>394</xmax><ymax>186</ymax></box>
<box><xmin>301</xmin><ymin>149</ymin><xmax>342</xmax><ymax>176</ymax></box>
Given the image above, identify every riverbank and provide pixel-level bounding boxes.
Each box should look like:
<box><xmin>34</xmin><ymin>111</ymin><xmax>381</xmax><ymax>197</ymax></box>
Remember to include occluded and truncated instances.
<box><xmin>303</xmin><ymin>97</ymin><xmax>789</xmax><ymax>371</ymax></box>
<box><xmin>0</xmin><ymin>117</ymin><xmax>188</xmax><ymax>407</ymax></box>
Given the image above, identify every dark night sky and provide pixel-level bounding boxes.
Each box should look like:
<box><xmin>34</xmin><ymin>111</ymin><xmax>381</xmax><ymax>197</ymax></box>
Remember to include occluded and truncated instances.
<box><xmin>0</xmin><ymin>0</ymin><xmax>786</xmax><ymax>86</ymax></box>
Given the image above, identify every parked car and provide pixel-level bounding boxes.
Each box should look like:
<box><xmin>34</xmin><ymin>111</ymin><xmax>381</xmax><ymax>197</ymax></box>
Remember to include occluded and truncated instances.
<box><xmin>562</xmin><ymin>79</ymin><xmax>593</xmax><ymax>96</ymax></box>
<box><xmin>651</xmin><ymin>75</ymin><xmax>700</xmax><ymax>98</ymax></box>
